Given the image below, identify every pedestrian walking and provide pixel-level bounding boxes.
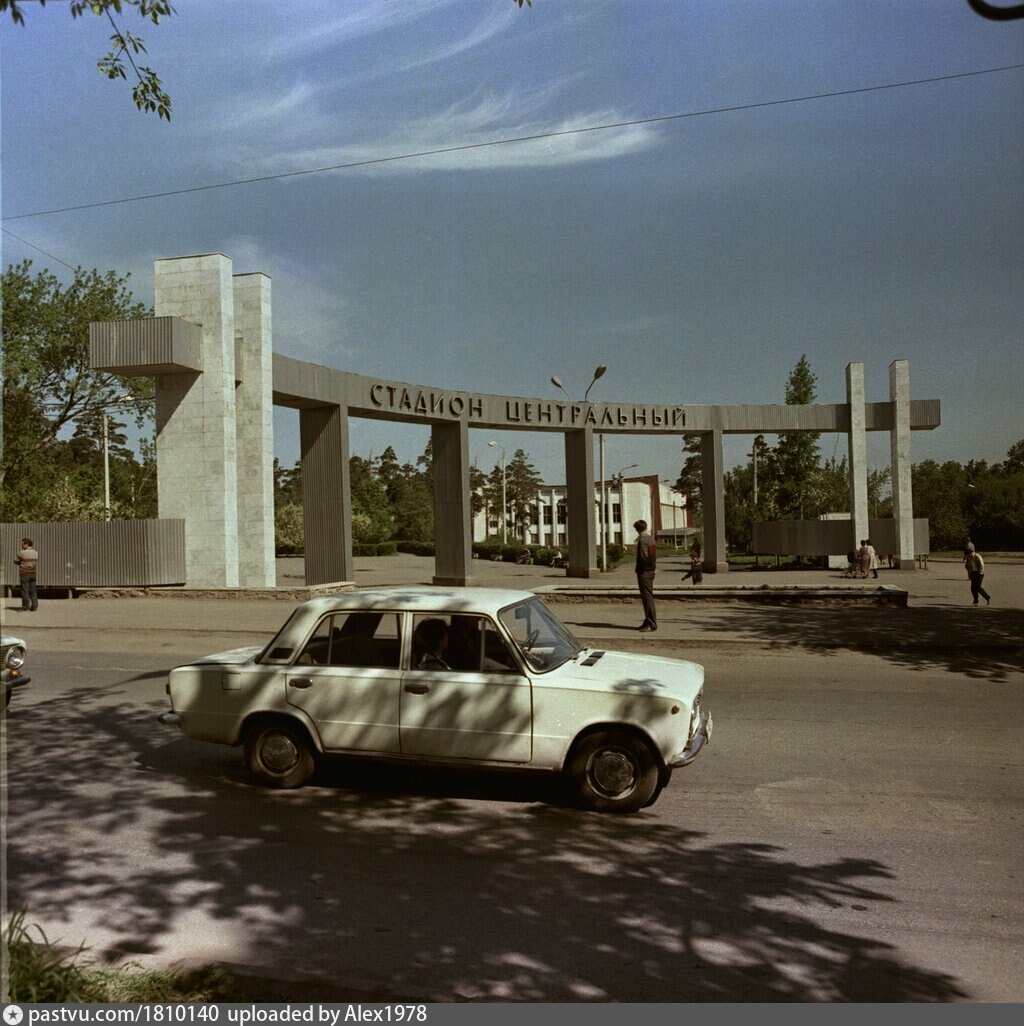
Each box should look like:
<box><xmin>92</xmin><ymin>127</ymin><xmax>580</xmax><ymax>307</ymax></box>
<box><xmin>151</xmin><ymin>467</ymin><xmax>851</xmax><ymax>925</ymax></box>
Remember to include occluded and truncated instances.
<box><xmin>634</xmin><ymin>519</ymin><xmax>657</xmax><ymax>632</ymax></box>
<box><xmin>963</xmin><ymin>538</ymin><xmax>975</xmax><ymax>580</ymax></box>
<box><xmin>966</xmin><ymin>549</ymin><xmax>991</xmax><ymax>606</ymax></box>
<box><xmin>680</xmin><ymin>541</ymin><xmax>703</xmax><ymax>584</ymax></box>
<box><xmin>14</xmin><ymin>537</ymin><xmax>39</xmax><ymax>611</ymax></box>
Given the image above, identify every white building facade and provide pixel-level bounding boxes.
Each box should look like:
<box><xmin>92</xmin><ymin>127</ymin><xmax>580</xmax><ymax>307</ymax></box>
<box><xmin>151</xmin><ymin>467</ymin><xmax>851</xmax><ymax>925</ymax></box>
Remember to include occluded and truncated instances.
<box><xmin>474</xmin><ymin>475</ymin><xmax>694</xmax><ymax>548</ymax></box>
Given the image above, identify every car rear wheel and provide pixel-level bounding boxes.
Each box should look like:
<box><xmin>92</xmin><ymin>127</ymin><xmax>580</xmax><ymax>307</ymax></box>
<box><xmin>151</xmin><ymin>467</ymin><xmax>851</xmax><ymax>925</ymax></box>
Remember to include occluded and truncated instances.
<box><xmin>569</xmin><ymin>730</ymin><xmax>660</xmax><ymax>813</ymax></box>
<box><xmin>244</xmin><ymin>718</ymin><xmax>316</xmax><ymax>789</ymax></box>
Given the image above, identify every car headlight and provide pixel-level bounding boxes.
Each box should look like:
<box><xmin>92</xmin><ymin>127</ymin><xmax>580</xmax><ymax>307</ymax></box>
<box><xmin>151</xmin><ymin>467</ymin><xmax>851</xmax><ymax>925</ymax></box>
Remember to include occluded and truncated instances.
<box><xmin>4</xmin><ymin>646</ymin><xmax>25</xmax><ymax>670</ymax></box>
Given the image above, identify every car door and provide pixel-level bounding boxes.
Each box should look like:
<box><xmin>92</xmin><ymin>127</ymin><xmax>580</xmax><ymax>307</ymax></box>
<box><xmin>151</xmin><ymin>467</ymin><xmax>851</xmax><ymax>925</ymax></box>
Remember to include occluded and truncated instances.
<box><xmin>400</xmin><ymin>613</ymin><xmax>533</xmax><ymax>762</ymax></box>
<box><xmin>285</xmin><ymin>610</ymin><xmax>403</xmax><ymax>753</ymax></box>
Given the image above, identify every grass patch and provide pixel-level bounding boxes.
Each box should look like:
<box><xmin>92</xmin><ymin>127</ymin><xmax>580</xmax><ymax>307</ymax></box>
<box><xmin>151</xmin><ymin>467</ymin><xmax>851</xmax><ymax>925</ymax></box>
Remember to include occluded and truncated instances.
<box><xmin>4</xmin><ymin>912</ymin><xmax>397</xmax><ymax>1003</ymax></box>
<box><xmin>3</xmin><ymin>912</ymin><xmax>231</xmax><ymax>1003</ymax></box>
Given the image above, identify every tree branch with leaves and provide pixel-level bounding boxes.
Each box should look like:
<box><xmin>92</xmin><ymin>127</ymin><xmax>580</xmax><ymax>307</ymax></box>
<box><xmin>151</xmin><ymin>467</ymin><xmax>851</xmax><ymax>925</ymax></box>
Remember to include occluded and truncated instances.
<box><xmin>1</xmin><ymin>0</ymin><xmax>174</xmax><ymax>119</ymax></box>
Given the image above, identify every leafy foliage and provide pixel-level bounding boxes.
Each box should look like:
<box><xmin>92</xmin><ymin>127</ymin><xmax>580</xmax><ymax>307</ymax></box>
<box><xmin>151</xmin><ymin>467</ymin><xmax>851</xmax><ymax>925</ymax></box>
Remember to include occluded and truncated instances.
<box><xmin>1</xmin><ymin>260</ymin><xmax>155</xmax><ymax>521</ymax></box>
<box><xmin>1</xmin><ymin>0</ymin><xmax>174</xmax><ymax>119</ymax></box>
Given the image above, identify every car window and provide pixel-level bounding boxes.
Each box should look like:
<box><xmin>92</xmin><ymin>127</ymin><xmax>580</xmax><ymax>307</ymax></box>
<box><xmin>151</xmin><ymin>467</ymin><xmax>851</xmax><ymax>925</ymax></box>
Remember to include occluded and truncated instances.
<box><xmin>411</xmin><ymin>613</ymin><xmax>518</xmax><ymax>673</ymax></box>
<box><xmin>296</xmin><ymin>611</ymin><xmax>402</xmax><ymax>669</ymax></box>
<box><xmin>498</xmin><ymin>597</ymin><xmax>583</xmax><ymax>672</ymax></box>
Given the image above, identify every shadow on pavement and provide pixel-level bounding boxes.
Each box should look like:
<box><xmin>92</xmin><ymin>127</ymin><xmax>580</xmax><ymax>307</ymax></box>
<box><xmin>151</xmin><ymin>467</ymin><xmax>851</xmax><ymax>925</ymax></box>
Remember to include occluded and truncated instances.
<box><xmin>5</xmin><ymin>683</ymin><xmax>970</xmax><ymax>1002</ymax></box>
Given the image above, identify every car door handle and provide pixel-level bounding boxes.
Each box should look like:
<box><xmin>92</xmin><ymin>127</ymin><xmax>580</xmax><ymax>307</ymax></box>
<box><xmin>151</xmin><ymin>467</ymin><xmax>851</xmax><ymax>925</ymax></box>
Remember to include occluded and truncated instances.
<box><xmin>404</xmin><ymin>684</ymin><xmax>430</xmax><ymax>695</ymax></box>
<box><xmin>289</xmin><ymin>678</ymin><xmax>314</xmax><ymax>689</ymax></box>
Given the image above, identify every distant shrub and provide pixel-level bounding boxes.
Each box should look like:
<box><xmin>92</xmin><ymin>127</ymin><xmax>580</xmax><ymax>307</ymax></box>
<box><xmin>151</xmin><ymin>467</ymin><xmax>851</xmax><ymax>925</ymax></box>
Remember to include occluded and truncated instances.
<box><xmin>397</xmin><ymin>541</ymin><xmax>435</xmax><ymax>556</ymax></box>
<box><xmin>353</xmin><ymin>542</ymin><xmax>398</xmax><ymax>557</ymax></box>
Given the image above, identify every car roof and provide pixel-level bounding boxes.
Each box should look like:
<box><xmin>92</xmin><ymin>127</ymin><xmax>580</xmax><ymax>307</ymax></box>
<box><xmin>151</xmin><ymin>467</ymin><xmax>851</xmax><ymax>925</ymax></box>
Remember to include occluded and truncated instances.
<box><xmin>297</xmin><ymin>586</ymin><xmax>538</xmax><ymax>618</ymax></box>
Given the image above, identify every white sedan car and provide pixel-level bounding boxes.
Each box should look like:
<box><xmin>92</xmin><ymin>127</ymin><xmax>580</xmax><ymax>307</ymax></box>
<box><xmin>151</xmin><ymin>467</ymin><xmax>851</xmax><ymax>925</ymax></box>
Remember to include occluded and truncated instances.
<box><xmin>160</xmin><ymin>587</ymin><xmax>711</xmax><ymax>813</ymax></box>
<box><xmin>3</xmin><ymin>633</ymin><xmax>30</xmax><ymax>708</ymax></box>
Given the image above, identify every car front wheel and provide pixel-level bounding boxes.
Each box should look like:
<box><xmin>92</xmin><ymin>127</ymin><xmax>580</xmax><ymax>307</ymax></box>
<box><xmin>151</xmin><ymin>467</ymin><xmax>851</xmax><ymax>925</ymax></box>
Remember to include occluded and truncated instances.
<box><xmin>244</xmin><ymin>718</ymin><xmax>316</xmax><ymax>789</ymax></box>
<box><xmin>569</xmin><ymin>731</ymin><xmax>660</xmax><ymax>813</ymax></box>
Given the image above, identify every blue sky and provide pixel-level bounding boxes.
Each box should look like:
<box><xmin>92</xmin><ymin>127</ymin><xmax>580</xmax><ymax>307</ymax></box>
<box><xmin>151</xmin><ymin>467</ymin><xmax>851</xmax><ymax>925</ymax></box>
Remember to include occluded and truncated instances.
<box><xmin>2</xmin><ymin>0</ymin><xmax>1022</xmax><ymax>486</ymax></box>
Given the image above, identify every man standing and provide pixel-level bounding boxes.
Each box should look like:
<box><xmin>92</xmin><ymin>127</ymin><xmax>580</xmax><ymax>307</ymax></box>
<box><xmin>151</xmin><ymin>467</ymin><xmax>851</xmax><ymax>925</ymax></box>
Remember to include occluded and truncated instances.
<box><xmin>967</xmin><ymin>548</ymin><xmax>992</xmax><ymax>606</ymax></box>
<box><xmin>15</xmin><ymin>537</ymin><xmax>39</xmax><ymax>611</ymax></box>
<box><xmin>634</xmin><ymin>519</ymin><xmax>657</xmax><ymax>632</ymax></box>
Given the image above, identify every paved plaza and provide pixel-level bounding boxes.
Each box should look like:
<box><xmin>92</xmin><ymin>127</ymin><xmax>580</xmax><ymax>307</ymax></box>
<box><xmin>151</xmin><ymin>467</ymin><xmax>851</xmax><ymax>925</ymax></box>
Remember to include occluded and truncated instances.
<box><xmin>5</xmin><ymin>554</ymin><xmax>1022</xmax><ymax>660</ymax></box>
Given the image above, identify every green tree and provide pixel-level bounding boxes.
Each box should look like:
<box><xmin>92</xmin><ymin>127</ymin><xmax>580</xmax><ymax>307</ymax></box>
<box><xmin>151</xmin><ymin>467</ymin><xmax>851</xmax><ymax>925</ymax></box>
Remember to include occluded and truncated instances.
<box><xmin>996</xmin><ymin>439</ymin><xmax>1024</xmax><ymax>475</ymax></box>
<box><xmin>1</xmin><ymin>260</ymin><xmax>154</xmax><ymax>521</ymax></box>
<box><xmin>1</xmin><ymin>0</ymin><xmax>174</xmax><ymax>118</ymax></box>
<box><xmin>773</xmin><ymin>355</ymin><xmax>821</xmax><ymax>519</ymax></box>
<box><xmin>273</xmin><ymin>459</ymin><xmax>303</xmax><ymax>553</ymax></box>
<box><xmin>674</xmin><ymin>435</ymin><xmax>703</xmax><ymax>520</ymax></box>
<box><xmin>469</xmin><ymin>464</ymin><xmax>487</xmax><ymax>519</ymax></box>
<box><xmin>505</xmin><ymin>449</ymin><xmax>543</xmax><ymax>542</ymax></box>
<box><xmin>912</xmin><ymin>459</ymin><xmax>969</xmax><ymax>550</ymax></box>
<box><xmin>349</xmin><ymin>458</ymin><xmax>393</xmax><ymax>545</ymax></box>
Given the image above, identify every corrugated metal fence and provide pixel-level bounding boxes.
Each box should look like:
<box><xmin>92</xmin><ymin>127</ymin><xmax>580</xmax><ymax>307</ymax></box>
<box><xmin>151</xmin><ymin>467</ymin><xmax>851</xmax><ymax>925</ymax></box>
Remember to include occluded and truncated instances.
<box><xmin>1</xmin><ymin>520</ymin><xmax>186</xmax><ymax>589</ymax></box>
<box><xmin>752</xmin><ymin>518</ymin><xmax>930</xmax><ymax>558</ymax></box>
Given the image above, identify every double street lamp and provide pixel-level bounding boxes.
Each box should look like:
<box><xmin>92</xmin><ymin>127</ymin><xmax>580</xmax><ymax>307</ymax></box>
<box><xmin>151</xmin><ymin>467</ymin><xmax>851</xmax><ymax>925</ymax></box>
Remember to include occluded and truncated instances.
<box><xmin>550</xmin><ymin>366</ymin><xmax>608</xmax><ymax>568</ymax></box>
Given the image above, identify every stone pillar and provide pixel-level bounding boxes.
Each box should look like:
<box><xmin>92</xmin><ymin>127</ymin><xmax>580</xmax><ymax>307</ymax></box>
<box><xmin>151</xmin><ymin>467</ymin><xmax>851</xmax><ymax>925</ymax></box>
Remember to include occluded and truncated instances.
<box><xmin>846</xmin><ymin>362</ymin><xmax>869</xmax><ymax>553</ymax></box>
<box><xmin>431</xmin><ymin>421</ymin><xmax>475</xmax><ymax>586</ymax></box>
<box><xmin>301</xmin><ymin>405</ymin><xmax>351</xmax><ymax>586</ymax></box>
<box><xmin>564</xmin><ymin>428</ymin><xmax>598</xmax><ymax>578</ymax></box>
<box><xmin>153</xmin><ymin>254</ymin><xmax>239</xmax><ymax>587</ymax></box>
<box><xmin>233</xmin><ymin>272</ymin><xmax>276</xmax><ymax>587</ymax></box>
<box><xmin>890</xmin><ymin>359</ymin><xmax>916</xmax><ymax>569</ymax></box>
<box><xmin>700</xmin><ymin>429</ymin><xmax>728</xmax><ymax>572</ymax></box>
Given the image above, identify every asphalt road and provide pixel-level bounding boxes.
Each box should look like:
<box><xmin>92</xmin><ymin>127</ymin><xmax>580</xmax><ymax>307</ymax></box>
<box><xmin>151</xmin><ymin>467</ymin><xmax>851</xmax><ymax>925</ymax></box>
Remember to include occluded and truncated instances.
<box><xmin>3</xmin><ymin>633</ymin><xmax>1021</xmax><ymax>1002</ymax></box>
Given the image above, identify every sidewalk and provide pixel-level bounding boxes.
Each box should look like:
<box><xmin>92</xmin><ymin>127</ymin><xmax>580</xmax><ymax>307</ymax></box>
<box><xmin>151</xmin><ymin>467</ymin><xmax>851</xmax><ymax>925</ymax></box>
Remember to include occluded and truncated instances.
<box><xmin>3</xmin><ymin>554</ymin><xmax>1021</xmax><ymax>657</ymax></box>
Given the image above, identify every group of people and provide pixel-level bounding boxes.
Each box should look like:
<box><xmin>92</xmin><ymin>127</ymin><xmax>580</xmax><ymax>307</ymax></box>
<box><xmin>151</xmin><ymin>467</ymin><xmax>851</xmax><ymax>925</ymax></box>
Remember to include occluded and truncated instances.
<box><xmin>844</xmin><ymin>539</ymin><xmax>881</xmax><ymax>579</ymax></box>
<box><xmin>633</xmin><ymin>524</ymin><xmax>997</xmax><ymax>626</ymax></box>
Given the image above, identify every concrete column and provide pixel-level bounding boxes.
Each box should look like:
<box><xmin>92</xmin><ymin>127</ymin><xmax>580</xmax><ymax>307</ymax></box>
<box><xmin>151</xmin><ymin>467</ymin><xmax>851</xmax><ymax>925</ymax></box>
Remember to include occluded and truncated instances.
<box><xmin>700</xmin><ymin>429</ymin><xmax>728</xmax><ymax>572</ymax></box>
<box><xmin>432</xmin><ymin>421</ymin><xmax>475</xmax><ymax>586</ymax></box>
<box><xmin>233</xmin><ymin>272</ymin><xmax>276</xmax><ymax>587</ymax></box>
<box><xmin>300</xmin><ymin>405</ymin><xmax>351</xmax><ymax>586</ymax></box>
<box><xmin>889</xmin><ymin>359</ymin><xmax>916</xmax><ymax>569</ymax></box>
<box><xmin>846</xmin><ymin>362</ymin><xmax>869</xmax><ymax>553</ymax></box>
<box><xmin>153</xmin><ymin>254</ymin><xmax>239</xmax><ymax>587</ymax></box>
<box><xmin>564</xmin><ymin>428</ymin><xmax>598</xmax><ymax>578</ymax></box>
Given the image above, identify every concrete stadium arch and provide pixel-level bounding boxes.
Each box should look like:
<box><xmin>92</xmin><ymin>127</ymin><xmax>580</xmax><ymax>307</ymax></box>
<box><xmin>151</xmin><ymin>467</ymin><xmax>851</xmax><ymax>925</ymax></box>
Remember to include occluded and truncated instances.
<box><xmin>90</xmin><ymin>254</ymin><xmax>940</xmax><ymax>587</ymax></box>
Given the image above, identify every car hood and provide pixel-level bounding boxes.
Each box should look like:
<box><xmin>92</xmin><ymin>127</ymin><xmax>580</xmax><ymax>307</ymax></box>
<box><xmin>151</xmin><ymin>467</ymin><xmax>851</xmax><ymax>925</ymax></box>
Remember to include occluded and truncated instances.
<box><xmin>543</xmin><ymin>647</ymin><xmax>704</xmax><ymax>702</ymax></box>
<box><xmin>186</xmin><ymin>645</ymin><xmax>265</xmax><ymax>667</ymax></box>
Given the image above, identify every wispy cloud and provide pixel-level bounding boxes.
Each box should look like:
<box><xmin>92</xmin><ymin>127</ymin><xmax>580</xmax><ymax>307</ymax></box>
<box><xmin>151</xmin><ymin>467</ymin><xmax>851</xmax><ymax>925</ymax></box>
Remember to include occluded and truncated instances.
<box><xmin>225</xmin><ymin>235</ymin><xmax>359</xmax><ymax>364</ymax></box>
<box><xmin>210</xmin><ymin>80</ymin><xmax>664</xmax><ymax>178</ymax></box>
<box><xmin>259</xmin><ymin>0</ymin><xmax>509</xmax><ymax>68</ymax></box>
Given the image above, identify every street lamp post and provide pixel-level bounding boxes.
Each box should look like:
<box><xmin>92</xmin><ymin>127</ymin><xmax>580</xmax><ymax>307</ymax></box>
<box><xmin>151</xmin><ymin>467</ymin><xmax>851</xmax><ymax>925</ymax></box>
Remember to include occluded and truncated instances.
<box><xmin>101</xmin><ymin>393</ymin><xmax>137</xmax><ymax>520</ymax></box>
<box><xmin>661</xmin><ymin>479</ymin><xmax>680</xmax><ymax>549</ymax></box>
<box><xmin>550</xmin><ymin>366</ymin><xmax>607</xmax><ymax>568</ymax></box>
<box><xmin>487</xmin><ymin>440</ymin><xmax>507</xmax><ymax>543</ymax></box>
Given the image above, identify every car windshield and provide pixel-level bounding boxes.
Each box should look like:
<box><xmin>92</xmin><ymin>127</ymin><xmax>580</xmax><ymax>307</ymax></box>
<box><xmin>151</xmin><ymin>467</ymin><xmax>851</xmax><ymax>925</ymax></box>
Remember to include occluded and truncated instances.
<box><xmin>498</xmin><ymin>597</ymin><xmax>584</xmax><ymax>672</ymax></box>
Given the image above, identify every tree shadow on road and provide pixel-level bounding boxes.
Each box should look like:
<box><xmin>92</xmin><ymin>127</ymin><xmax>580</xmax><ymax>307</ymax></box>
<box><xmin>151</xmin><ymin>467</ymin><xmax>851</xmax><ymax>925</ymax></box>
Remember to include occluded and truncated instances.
<box><xmin>4</xmin><ymin>685</ymin><xmax>970</xmax><ymax>1002</ymax></box>
<box><xmin>559</xmin><ymin>602</ymin><xmax>1024</xmax><ymax>683</ymax></box>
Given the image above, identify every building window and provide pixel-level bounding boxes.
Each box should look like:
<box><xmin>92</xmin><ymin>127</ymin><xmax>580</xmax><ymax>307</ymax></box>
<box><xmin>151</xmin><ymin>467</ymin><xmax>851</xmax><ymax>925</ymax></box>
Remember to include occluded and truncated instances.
<box><xmin>556</xmin><ymin>501</ymin><xmax>567</xmax><ymax>525</ymax></box>
<box><xmin>543</xmin><ymin>506</ymin><xmax>553</xmax><ymax>525</ymax></box>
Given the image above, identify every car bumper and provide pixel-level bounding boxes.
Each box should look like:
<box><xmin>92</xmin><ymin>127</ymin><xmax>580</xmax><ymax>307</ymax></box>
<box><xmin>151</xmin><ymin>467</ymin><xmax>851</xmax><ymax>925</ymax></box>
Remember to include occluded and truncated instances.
<box><xmin>4</xmin><ymin>673</ymin><xmax>31</xmax><ymax>693</ymax></box>
<box><xmin>669</xmin><ymin>708</ymin><xmax>712</xmax><ymax>767</ymax></box>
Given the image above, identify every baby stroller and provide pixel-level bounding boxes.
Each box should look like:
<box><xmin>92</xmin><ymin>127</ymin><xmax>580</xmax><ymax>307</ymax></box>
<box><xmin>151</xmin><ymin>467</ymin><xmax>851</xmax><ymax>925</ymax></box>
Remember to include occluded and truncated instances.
<box><xmin>840</xmin><ymin>550</ymin><xmax>862</xmax><ymax>578</ymax></box>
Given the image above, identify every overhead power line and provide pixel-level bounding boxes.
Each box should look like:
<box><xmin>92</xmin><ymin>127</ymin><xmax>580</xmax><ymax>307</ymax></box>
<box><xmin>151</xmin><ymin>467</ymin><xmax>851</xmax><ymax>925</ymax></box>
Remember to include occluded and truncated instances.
<box><xmin>2</xmin><ymin>62</ymin><xmax>1022</xmax><ymax>223</ymax></box>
